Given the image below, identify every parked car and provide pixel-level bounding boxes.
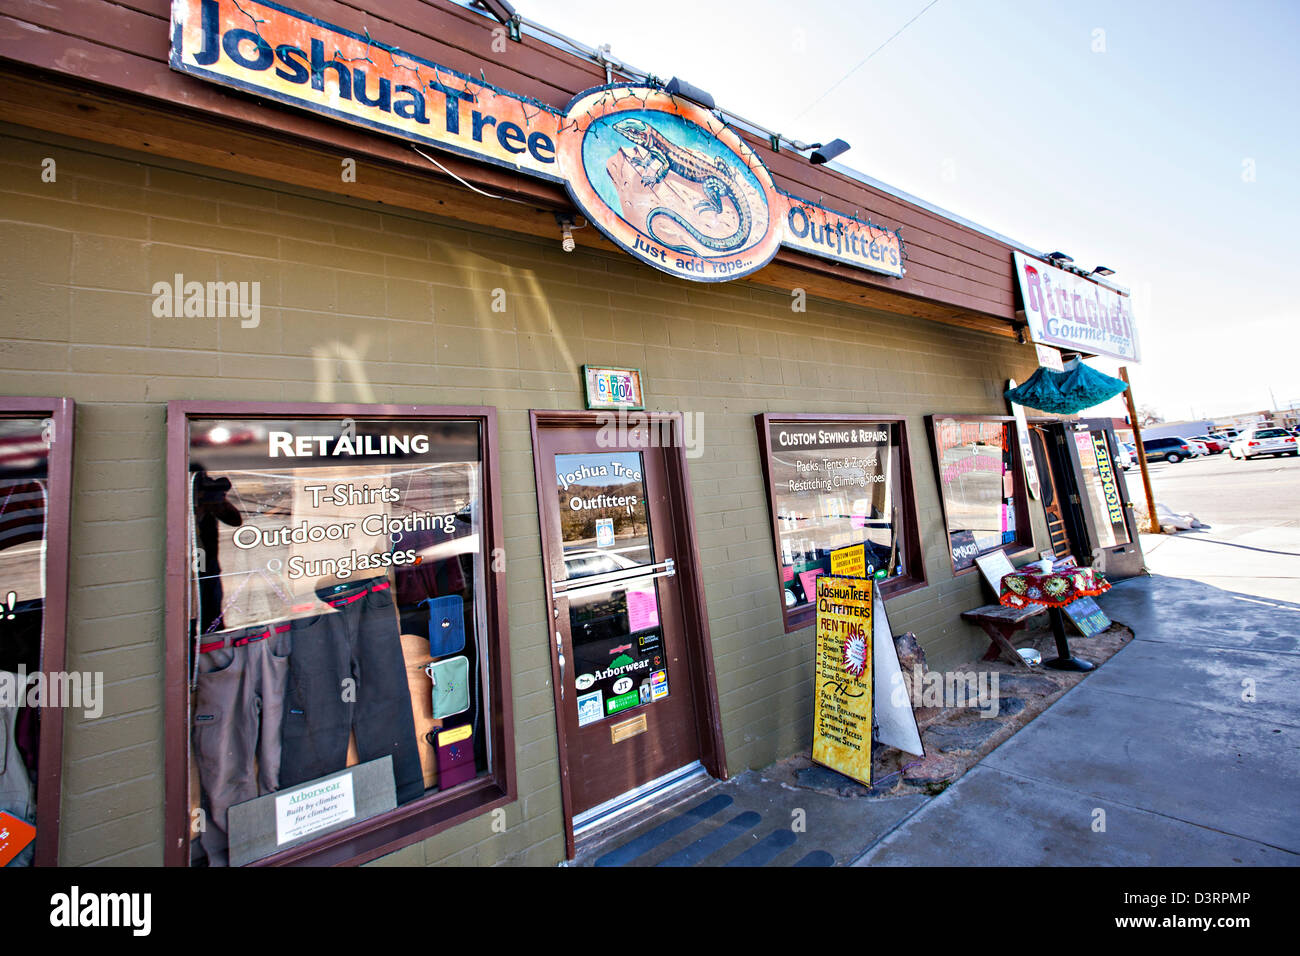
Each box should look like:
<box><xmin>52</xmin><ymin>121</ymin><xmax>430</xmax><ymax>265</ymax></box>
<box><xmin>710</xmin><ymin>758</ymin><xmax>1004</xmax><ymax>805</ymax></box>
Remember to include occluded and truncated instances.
<box><xmin>1184</xmin><ymin>438</ymin><xmax>1210</xmax><ymax>457</ymax></box>
<box><xmin>1229</xmin><ymin>426</ymin><xmax>1299</xmax><ymax>460</ymax></box>
<box><xmin>1114</xmin><ymin>442</ymin><xmax>1133</xmax><ymax>470</ymax></box>
<box><xmin>1190</xmin><ymin>434</ymin><xmax>1228</xmax><ymax>454</ymax></box>
<box><xmin>1141</xmin><ymin>436</ymin><xmax>1193</xmax><ymax>463</ymax></box>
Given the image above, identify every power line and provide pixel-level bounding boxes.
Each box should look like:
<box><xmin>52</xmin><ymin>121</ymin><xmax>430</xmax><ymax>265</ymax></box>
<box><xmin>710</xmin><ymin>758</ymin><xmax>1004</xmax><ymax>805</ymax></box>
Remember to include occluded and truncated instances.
<box><xmin>793</xmin><ymin>0</ymin><xmax>942</xmax><ymax>121</ymax></box>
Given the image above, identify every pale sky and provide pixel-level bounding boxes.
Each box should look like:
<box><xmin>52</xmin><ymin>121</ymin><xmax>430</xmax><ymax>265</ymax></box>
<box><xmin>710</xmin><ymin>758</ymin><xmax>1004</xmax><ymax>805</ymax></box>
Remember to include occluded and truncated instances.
<box><xmin>498</xmin><ymin>0</ymin><xmax>1300</xmax><ymax>423</ymax></box>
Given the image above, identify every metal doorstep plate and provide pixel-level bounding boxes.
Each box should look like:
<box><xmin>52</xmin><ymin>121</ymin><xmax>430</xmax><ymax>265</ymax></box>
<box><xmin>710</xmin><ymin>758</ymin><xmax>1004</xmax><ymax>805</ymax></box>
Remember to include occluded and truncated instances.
<box><xmin>574</xmin><ymin>762</ymin><xmax>707</xmax><ymax>838</ymax></box>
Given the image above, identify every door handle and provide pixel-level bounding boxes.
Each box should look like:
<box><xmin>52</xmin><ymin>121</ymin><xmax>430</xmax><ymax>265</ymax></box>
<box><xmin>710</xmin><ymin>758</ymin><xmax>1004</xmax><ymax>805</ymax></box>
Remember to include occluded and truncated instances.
<box><xmin>555</xmin><ymin>629</ymin><xmax>565</xmax><ymax>700</ymax></box>
<box><xmin>552</xmin><ymin>559</ymin><xmax>676</xmax><ymax>599</ymax></box>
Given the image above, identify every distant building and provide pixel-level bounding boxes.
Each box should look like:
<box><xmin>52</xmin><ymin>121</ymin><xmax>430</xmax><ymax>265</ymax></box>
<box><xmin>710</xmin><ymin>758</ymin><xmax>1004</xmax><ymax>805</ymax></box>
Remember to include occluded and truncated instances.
<box><xmin>1212</xmin><ymin>410</ymin><xmax>1296</xmax><ymax>433</ymax></box>
<box><xmin>1125</xmin><ymin>419</ymin><xmax>1216</xmax><ymax>443</ymax></box>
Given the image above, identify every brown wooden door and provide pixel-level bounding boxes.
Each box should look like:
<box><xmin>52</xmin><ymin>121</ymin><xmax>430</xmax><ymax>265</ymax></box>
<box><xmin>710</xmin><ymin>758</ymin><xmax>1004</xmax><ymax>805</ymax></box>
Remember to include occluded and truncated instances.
<box><xmin>535</xmin><ymin>422</ymin><xmax>702</xmax><ymax>816</ymax></box>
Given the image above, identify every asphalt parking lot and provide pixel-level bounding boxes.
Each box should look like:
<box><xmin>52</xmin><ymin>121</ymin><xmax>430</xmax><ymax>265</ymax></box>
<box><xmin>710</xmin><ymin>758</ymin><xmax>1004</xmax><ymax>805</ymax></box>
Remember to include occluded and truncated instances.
<box><xmin>1124</xmin><ymin>448</ymin><xmax>1300</xmax><ymax>531</ymax></box>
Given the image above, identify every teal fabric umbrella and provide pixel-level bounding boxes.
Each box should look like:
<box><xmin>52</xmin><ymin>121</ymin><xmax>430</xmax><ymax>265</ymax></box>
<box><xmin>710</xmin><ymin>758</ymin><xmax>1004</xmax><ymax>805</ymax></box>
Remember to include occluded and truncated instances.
<box><xmin>1005</xmin><ymin>360</ymin><xmax>1128</xmax><ymax>414</ymax></box>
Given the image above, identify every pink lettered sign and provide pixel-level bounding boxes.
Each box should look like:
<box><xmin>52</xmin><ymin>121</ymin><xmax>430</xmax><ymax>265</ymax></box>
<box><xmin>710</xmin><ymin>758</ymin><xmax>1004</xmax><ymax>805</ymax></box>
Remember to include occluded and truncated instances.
<box><xmin>627</xmin><ymin>588</ymin><xmax>660</xmax><ymax>632</ymax></box>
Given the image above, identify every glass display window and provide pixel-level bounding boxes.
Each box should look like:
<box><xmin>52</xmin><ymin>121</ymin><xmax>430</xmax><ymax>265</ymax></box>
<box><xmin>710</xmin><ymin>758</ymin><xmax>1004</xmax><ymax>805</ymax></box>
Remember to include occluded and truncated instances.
<box><xmin>756</xmin><ymin>414</ymin><xmax>926</xmax><ymax>633</ymax></box>
<box><xmin>927</xmin><ymin>415</ymin><xmax>1034</xmax><ymax>573</ymax></box>
<box><xmin>0</xmin><ymin>398</ymin><xmax>74</xmax><ymax>868</ymax></box>
<box><xmin>165</xmin><ymin>403</ymin><xmax>511</xmax><ymax>867</ymax></box>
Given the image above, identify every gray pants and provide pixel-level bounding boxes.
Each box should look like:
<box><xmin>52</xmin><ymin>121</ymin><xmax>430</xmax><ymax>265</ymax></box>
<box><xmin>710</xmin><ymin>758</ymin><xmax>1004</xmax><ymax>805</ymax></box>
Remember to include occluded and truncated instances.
<box><xmin>192</xmin><ymin>625</ymin><xmax>291</xmax><ymax>867</ymax></box>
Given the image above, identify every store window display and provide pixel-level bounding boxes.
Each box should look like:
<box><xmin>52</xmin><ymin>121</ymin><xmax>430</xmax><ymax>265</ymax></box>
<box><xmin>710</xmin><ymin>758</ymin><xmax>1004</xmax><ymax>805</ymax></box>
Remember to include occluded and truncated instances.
<box><xmin>756</xmin><ymin>414</ymin><xmax>926</xmax><ymax>632</ymax></box>
<box><xmin>927</xmin><ymin>416</ymin><xmax>1032</xmax><ymax>572</ymax></box>
<box><xmin>179</xmin><ymin>412</ymin><xmax>498</xmax><ymax>866</ymax></box>
<box><xmin>0</xmin><ymin>400</ymin><xmax>73</xmax><ymax>868</ymax></box>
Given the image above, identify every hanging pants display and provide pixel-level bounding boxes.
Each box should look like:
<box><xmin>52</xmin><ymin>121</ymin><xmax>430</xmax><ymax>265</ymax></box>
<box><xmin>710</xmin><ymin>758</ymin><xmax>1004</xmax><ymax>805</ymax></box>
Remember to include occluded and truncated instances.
<box><xmin>279</xmin><ymin>579</ymin><xmax>424</xmax><ymax>805</ymax></box>
<box><xmin>191</xmin><ymin>624</ymin><xmax>292</xmax><ymax>867</ymax></box>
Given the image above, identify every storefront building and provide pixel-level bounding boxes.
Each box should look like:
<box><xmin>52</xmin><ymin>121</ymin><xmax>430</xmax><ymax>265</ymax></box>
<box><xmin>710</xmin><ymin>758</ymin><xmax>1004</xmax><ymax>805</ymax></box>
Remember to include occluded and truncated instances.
<box><xmin>0</xmin><ymin>0</ymin><xmax>1138</xmax><ymax>866</ymax></box>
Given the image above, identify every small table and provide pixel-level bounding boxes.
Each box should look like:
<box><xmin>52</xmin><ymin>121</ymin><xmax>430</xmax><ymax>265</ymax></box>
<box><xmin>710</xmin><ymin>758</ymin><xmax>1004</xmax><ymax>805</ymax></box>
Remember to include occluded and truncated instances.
<box><xmin>998</xmin><ymin>565</ymin><xmax>1111</xmax><ymax>672</ymax></box>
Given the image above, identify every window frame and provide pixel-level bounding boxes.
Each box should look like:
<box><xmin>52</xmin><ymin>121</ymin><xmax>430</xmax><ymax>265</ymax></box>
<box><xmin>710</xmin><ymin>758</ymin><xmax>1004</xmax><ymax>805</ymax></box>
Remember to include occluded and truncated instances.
<box><xmin>755</xmin><ymin>412</ymin><xmax>927</xmax><ymax>635</ymax></box>
<box><xmin>925</xmin><ymin>413</ymin><xmax>1036</xmax><ymax>576</ymax></box>
<box><xmin>163</xmin><ymin>400</ymin><xmax>513</xmax><ymax>867</ymax></box>
<box><xmin>0</xmin><ymin>396</ymin><xmax>74</xmax><ymax>867</ymax></box>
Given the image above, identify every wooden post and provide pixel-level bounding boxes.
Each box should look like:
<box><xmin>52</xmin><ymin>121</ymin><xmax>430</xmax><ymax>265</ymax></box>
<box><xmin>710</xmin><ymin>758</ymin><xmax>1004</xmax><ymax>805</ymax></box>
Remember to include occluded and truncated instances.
<box><xmin>1119</xmin><ymin>367</ymin><xmax>1161</xmax><ymax>534</ymax></box>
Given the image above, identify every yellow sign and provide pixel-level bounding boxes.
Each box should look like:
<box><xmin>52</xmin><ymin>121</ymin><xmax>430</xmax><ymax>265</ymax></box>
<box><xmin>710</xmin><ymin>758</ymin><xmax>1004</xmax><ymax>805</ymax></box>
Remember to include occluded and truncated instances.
<box><xmin>813</xmin><ymin>576</ymin><xmax>873</xmax><ymax>785</ymax></box>
<box><xmin>830</xmin><ymin>543</ymin><xmax>866</xmax><ymax>578</ymax></box>
<box><xmin>436</xmin><ymin>724</ymin><xmax>472</xmax><ymax>747</ymax></box>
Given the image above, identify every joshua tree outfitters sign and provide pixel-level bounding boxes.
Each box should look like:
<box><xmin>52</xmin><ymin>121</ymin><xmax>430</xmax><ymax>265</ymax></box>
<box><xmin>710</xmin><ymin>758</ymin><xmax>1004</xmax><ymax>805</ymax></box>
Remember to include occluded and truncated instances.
<box><xmin>169</xmin><ymin>0</ymin><xmax>904</xmax><ymax>283</ymax></box>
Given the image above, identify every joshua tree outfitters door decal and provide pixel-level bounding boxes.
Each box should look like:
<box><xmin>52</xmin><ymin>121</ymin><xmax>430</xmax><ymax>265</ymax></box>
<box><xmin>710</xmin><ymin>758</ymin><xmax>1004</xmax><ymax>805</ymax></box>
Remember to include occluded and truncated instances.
<box><xmin>558</xmin><ymin>86</ymin><xmax>781</xmax><ymax>282</ymax></box>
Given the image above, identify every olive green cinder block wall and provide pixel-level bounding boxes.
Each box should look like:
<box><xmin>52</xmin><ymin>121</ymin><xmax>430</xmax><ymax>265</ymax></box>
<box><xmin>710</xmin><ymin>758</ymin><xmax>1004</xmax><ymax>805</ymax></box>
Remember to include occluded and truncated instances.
<box><xmin>0</xmin><ymin>125</ymin><xmax>1046</xmax><ymax>868</ymax></box>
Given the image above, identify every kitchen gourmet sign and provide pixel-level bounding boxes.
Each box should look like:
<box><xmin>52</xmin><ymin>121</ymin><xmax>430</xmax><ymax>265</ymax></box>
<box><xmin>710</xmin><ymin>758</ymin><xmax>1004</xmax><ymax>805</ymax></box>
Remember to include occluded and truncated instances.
<box><xmin>169</xmin><ymin>0</ymin><xmax>904</xmax><ymax>283</ymax></box>
<box><xmin>1013</xmin><ymin>252</ymin><xmax>1140</xmax><ymax>362</ymax></box>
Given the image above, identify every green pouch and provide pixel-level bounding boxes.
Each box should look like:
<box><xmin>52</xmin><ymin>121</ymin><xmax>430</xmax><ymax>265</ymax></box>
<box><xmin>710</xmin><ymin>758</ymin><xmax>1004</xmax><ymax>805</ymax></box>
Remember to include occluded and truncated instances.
<box><xmin>425</xmin><ymin>655</ymin><xmax>471</xmax><ymax>719</ymax></box>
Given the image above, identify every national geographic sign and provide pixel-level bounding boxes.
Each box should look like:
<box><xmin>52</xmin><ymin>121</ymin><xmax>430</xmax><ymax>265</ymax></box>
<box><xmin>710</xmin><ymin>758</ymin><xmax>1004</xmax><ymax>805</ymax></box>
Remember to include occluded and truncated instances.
<box><xmin>813</xmin><ymin>576</ymin><xmax>874</xmax><ymax>785</ymax></box>
<box><xmin>170</xmin><ymin>0</ymin><xmax>905</xmax><ymax>283</ymax></box>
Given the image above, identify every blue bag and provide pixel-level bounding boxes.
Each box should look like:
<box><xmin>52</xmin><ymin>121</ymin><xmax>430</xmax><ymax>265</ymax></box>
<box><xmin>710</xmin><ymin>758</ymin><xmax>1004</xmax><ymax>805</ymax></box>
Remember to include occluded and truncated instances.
<box><xmin>422</xmin><ymin>595</ymin><xmax>466</xmax><ymax>658</ymax></box>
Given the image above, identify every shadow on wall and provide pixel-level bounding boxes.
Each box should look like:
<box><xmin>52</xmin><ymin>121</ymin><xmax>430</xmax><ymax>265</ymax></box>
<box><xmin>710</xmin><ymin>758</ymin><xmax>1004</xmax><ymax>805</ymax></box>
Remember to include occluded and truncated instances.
<box><xmin>302</xmin><ymin>224</ymin><xmax>579</xmax><ymax>405</ymax></box>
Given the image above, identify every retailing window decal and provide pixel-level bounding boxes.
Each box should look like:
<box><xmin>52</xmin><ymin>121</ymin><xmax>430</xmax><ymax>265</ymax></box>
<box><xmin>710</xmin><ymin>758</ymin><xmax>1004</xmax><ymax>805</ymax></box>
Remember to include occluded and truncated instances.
<box><xmin>184</xmin><ymin>417</ymin><xmax>491</xmax><ymax>866</ymax></box>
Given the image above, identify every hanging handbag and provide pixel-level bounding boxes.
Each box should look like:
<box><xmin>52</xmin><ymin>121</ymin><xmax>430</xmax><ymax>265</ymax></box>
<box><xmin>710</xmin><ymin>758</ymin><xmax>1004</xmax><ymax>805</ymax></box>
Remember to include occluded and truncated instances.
<box><xmin>434</xmin><ymin>724</ymin><xmax>476</xmax><ymax>791</ymax></box>
<box><xmin>421</xmin><ymin>595</ymin><xmax>466</xmax><ymax>658</ymax></box>
<box><xmin>425</xmin><ymin>655</ymin><xmax>471</xmax><ymax>719</ymax></box>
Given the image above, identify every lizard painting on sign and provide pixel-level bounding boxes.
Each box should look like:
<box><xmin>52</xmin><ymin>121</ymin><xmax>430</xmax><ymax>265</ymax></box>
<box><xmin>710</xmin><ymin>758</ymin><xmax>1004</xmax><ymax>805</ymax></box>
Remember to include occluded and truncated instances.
<box><xmin>560</xmin><ymin>87</ymin><xmax>784</xmax><ymax>283</ymax></box>
<box><xmin>610</xmin><ymin>117</ymin><xmax>753</xmax><ymax>255</ymax></box>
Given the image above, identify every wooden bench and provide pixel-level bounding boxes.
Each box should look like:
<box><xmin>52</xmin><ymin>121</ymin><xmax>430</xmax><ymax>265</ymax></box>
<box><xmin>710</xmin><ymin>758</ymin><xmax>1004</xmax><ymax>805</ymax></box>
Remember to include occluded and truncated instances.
<box><xmin>962</xmin><ymin>603</ymin><xmax>1047</xmax><ymax>668</ymax></box>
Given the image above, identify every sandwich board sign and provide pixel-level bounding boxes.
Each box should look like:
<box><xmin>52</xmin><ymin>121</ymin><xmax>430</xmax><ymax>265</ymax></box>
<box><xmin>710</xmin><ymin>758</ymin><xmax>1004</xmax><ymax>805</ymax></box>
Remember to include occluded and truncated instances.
<box><xmin>813</xmin><ymin>576</ymin><xmax>874</xmax><ymax>784</ymax></box>
<box><xmin>812</xmin><ymin>557</ymin><xmax>924</xmax><ymax>768</ymax></box>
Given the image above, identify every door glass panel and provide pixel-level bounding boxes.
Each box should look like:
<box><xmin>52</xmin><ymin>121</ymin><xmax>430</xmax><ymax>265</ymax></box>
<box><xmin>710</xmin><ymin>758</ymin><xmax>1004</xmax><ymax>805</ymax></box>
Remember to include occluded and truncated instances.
<box><xmin>1074</xmin><ymin>431</ymin><xmax>1129</xmax><ymax>548</ymax></box>
<box><xmin>555</xmin><ymin>452</ymin><xmax>669</xmax><ymax>726</ymax></box>
<box><xmin>556</xmin><ymin>452</ymin><xmax>653</xmax><ymax>574</ymax></box>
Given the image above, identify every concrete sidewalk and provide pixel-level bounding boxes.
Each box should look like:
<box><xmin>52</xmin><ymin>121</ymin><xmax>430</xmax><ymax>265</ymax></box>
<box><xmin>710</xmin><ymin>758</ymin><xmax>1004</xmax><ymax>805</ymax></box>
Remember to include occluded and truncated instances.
<box><xmin>575</xmin><ymin>530</ymin><xmax>1300</xmax><ymax>866</ymax></box>
<box><xmin>854</xmin><ymin>531</ymin><xmax>1300</xmax><ymax>866</ymax></box>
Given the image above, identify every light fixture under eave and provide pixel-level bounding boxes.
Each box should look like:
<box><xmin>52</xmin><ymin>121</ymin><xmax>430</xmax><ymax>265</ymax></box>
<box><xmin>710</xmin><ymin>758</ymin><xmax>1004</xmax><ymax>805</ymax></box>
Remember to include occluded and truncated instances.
<box><xmin>664</xmin><ymin>77</ymin><xmax>715</xmax><ymax>110</ymax></box>
<box><xmin>474</xmin><ymin>0</ymin><xmax>521</xmax><ymax>41</ymax></box>
<box><xmin>1046</xmin><ymin>251</ymin><xmax>1074</xmax><ymax>264</ymax></box>
<box><xmin>554</xmin><ymin>213</ymin><xmax>586</xmax><ymax>252</ymax></box>
<box><xmin>1091</xmin><ymin>265</ymin><xmax>1116</xmax><ymax>277</ymax></box>
<box><xmin>810</xmin><ymin>139</ymin><xmax>850</xmax><ymax>165</ymax></box>
<box><xmin>555</xmin><ymin>213</ymin><xmax>576</xmax><ymax>252</ymax></box>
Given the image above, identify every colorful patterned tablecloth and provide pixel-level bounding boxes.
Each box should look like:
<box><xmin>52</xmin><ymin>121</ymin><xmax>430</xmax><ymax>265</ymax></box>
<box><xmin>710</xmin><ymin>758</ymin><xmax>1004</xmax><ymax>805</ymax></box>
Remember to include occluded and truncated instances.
<box><xmin>998</xmin><ymin>565</ymin><xmax>1111</xmax><ymax>610</ymax></box>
